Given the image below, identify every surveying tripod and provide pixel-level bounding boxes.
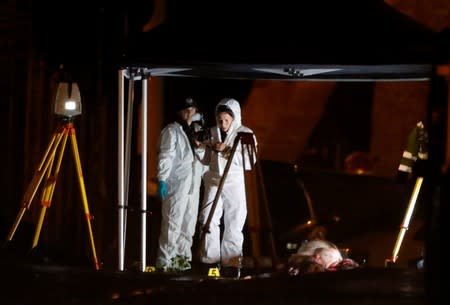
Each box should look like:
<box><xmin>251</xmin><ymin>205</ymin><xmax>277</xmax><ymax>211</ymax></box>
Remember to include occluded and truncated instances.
<box><xmin>196</xmin><ymin>131</ymin><xmax>278</xmax><ymax>274</ymax></box>
<box><xmin>6</xmin><ymin>120</ymin><xmax>101</xmax><ymax>270</ymax></box>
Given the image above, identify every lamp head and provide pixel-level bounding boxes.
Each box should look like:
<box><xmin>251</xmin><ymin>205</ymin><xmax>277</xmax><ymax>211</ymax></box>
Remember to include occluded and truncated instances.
<box><xmin>54</xmin><ymin>81</ymin><xmax>82</xmax><ymax>118</ymax></box>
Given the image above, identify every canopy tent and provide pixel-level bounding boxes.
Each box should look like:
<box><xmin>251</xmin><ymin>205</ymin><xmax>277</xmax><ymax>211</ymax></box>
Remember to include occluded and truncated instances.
<box><xmin>121</xmin><ymin>0</ymin><xmax>439</xmax><ymax>81</ymax></box>
<box><xmin>117</xmin><ymin>0</ymin><xmax>447</xmax><ymax>273</ymax></box>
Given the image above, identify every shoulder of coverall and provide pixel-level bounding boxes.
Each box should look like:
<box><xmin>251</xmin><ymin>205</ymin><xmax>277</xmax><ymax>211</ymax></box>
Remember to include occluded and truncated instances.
<box><xmin>216</xmin><ymin>98</ymin><xmax>242</xmax><ymax>126</ymax></box>
<box><xmin>161</xmin><ymin>121</ymin><xmax>181</xmax><ymax>133</ymax></box>
<box><xmin>237</xmin><ymin>124</ymin><xmax>255</xmax><ymax>134</ymax></box>
<box><xmin>237</xmin><ymin>125</ymin><xmax>257</xmax><ymax>147</ymax></box>
<box><xmin>159</xmin><ymin>121</ymin><xmax>185</xmax><ymax>144</ymax></box>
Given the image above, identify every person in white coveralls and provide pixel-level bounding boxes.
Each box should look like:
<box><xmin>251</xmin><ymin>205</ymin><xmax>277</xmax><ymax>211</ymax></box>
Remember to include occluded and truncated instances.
<box><xmin>155</xmin><ymin>97</ymin><xmax>205</xmax><ymax>272</ymax></box>
<box><xmin>198</xmin><ymin>97</ymin><xmax>256</xmax><ymax>278</ymax></box>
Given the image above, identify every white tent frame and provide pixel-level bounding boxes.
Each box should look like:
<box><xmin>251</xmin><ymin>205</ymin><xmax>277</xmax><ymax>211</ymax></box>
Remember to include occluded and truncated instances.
<box><xmin>117</xmin><ymin>61</ymin><xmax>436</xmax><ymax>272</ymax></box>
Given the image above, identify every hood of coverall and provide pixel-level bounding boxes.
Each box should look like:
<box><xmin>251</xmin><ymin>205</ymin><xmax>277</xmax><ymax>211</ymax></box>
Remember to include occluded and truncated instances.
<box><xmin>215</xmin><ymin>98</ymin><xmax>242</xmax><ymax>134</ymax></box>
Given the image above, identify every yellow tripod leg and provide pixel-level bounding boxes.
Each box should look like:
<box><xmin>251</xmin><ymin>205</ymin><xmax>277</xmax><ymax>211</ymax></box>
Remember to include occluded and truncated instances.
<box><xmin>7</xmin><ymin>126</ymin><xmax>65</xmax><ymax>242</ymax></box>
<box><xmin>68</xmin><ymin>124</ymin><xmax>101</xmax><ymax>270</ymax></box>
<box><xmin>387</xmin><ymin>176</ymin><xmax>423</xmax><ymax>265</ymax></box>
<box><xmin>32</xmin><ymin>126</ymin><xmax>69</xmax><ymax>249</ymax></box>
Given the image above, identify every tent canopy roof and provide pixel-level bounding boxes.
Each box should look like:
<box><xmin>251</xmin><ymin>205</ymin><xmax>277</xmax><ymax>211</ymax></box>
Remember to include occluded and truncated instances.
<box><xmin>122</xmin><ymin>0</ymin><xmax>439</xmax><ymax>81</ymax></box>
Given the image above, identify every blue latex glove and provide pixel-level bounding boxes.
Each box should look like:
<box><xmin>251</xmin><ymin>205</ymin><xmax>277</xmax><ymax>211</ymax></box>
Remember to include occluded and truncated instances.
<box><xmin>157</xmin><ymin>180</ymin><xmax>168</xmax><ymax>200</ymax></box>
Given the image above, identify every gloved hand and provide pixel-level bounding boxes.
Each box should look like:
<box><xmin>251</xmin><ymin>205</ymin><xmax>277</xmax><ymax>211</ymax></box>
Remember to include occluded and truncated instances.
<box><xmin>157</xmin><ymin>180</ymin><xmax>168</xmax><ymax>200</ymax></box>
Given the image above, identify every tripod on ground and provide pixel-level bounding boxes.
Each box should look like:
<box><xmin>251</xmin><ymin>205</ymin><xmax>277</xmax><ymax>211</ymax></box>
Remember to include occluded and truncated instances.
<box><xmin>196</xmin><ymin>131</ymin><xmax>278</xmax><ymax>274</ymax></box>
<box><xmin>6</xmin><ymin>120</ymin><xmax>101</xmax><ymax>270</ymax></box>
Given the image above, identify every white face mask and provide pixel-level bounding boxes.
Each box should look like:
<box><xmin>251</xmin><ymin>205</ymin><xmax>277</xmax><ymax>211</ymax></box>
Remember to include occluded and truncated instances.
<box><xmin>191</xmin><ymin>112</ymin><xmax>203</xmax><ymax>122</ymax></box>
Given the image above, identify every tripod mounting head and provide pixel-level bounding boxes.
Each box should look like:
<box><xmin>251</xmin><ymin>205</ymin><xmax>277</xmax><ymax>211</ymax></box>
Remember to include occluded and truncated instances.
<box><xmin>236</xmin><ymin>132</ymin><xmax>255</xmax><ymax>145</ymax></box>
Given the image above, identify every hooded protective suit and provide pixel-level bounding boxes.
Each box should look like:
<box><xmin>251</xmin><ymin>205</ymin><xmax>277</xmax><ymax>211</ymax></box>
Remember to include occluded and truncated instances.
<box><xmin>199</xmin><ymin>98</ymin><xmax>256</xmax><ymax>268</ymax></box>
<box><xmin>156</xmin><ymin>119</ymin><xmax>204</xmax><ymax>270</ymax></box>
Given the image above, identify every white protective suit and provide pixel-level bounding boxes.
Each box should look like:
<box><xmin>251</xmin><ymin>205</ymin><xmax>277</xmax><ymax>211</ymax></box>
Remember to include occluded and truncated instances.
<box><xmin>199</xmin><ymin>98</ymin><xmax>257</xmax><ymax>268</ymax></box>
<box><xmin>156</xmin><ymin>120</ymin><xmax>204</xmax><ymax>269</ymax></box>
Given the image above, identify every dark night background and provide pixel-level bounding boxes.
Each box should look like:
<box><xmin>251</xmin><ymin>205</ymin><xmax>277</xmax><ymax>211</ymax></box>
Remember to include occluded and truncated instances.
<box><xmin>0</xmin><ymin>1</ymin><xmax>448</xmax><ymax>304</ymax></box>
<box><xmin>0</xmin><ymin>0</ymin><xmax>260</xmax><ymax>267</ymax></box>
<box><xmin>1</xmin><ymin>0</ymin><xmax>155</xmax><ymax>264</ymax></box>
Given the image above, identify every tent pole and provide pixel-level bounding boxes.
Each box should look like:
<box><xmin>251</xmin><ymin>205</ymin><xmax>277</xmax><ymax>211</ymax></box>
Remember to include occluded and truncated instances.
<box><xmin>118</xmin><ymin>69</ymin><xmax>126</xmax><ymax>271</ymax></box>
<box><xmin>140</xmin><ymin>77</ymin><xmax>148</xmax><ymax>271</ymax></box>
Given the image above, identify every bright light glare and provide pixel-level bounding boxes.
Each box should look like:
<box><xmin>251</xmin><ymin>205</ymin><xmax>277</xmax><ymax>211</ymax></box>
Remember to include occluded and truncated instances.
<box><xmin>64</xmin><ymin>101</ymin><xmax>77</xmax><ymax>110</ymax></box>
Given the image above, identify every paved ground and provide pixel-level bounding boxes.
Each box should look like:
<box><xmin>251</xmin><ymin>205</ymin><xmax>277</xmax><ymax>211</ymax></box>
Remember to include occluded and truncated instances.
<box><xmin>0</xmin><ymin>252</ymin><xmax>430</xmax><ymax>305</ymax></box>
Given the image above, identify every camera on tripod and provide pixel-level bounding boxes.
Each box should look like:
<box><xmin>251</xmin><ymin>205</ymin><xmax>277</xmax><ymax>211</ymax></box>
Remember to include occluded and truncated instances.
<box><xmin>192</xmin><ymin>112</ymin><xmax>210</xmax><ymax>142</ymax></box>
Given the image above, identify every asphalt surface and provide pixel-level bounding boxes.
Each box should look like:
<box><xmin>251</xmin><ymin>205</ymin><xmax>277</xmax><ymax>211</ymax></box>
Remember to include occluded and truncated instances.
<box><xmin>0</xmin><ymin>255</ymin><xmax>429</xmax><ymax>305</ymax></box>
